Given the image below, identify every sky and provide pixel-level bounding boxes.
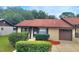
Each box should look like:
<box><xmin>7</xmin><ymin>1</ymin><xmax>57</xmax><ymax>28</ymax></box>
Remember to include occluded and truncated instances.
<box><xmin>20</xmin><ymin>6</ymin><xmax>79</xmax><ymax>18</ymax></box>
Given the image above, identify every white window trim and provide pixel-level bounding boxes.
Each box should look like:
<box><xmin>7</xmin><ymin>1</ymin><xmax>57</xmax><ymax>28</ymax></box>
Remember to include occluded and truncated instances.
<box><xmin>39</xmin><ymin>28</ymin><xmax>47</xmax><ymax>34</ymax></box>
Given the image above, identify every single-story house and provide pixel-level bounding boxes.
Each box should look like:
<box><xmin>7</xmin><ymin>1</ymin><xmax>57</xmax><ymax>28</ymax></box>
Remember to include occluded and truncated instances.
<box><xmin>16</xmin><ymin>17</ymin><xmax>79</xmax><ymax>42</ymax></box>
<box><xmin>0</xmin><ymin>19</ymin><xmax>16</xmax><ymax>35</ymax></box>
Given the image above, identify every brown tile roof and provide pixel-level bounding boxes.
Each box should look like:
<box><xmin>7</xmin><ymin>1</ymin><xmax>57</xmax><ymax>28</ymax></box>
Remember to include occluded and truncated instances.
<box><xmin>16</xmin><ymin>19</ymin><xmax>72</xmax><ymax>28</ymax></box>
<box><xmin>63</xmin><ymin>17</ymin><xmax>79</xmax><ymax>25</ymax></box>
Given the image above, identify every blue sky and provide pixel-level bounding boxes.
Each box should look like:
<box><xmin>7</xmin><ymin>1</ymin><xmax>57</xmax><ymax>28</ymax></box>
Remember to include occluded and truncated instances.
<box><xmin>20</xmin><ymin>6</ymin><xmax>79</xmax><ymax>18</ymax></box>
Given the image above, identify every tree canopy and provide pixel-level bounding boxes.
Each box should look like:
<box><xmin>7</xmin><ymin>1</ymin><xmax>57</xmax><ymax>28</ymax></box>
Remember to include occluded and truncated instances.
<box><xmin>48</xmin><ymin>15</ymin><xmax>57</xmax><ymax>19</ymax></box>
<box><xmin>59</xmin><ymin>12</ymin><xmax>75</xmax><ymax>18</ymax></box>
<box><xmin>1</xmin><ymin>7</ymin><xmax>79</xmax><ymax>25</ymax></box>
<box><xmin>0</xmin><ymin>7</ymin><xmax>34</xmax><ymax>25</ymax></box>
<box><xmin>76</xmin><ymin>14</ymin><xmax>79</xmax><ymax>17</ymax></box>
<box><xmin>0</xmin><ymin>7</ymin><xmax>57</xmax><ymax>25</ymax></box>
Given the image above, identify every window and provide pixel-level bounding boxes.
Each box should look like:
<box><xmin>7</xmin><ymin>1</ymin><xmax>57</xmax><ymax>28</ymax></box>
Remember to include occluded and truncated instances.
<box><xmin>75</xmin><ymin>29</ymin><xmax>79</xmax><ymax>38</ymax></box>
<box><xmin>13</xmin><ymin>27</ymin><xmax>17</xmax><ymax>31</ymax></box>
<box><xmin>1</xmin><ymin>28</ymin><xmax>3</xmax><ymax>31</ymax></box>
<box><xmin>3</xmin><ymin>21</ymin><xmax>5</xmax><ymax>23</ymax></box>
<box><xmin>39</xmin><ymin>28</ymin><xmax>47</xmax><ymax>34</ymax></box>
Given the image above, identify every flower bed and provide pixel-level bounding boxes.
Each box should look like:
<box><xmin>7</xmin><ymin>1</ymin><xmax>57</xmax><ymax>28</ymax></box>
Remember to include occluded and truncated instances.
<box><xmin>48</xmin><ymin>40</ymin><xmax>60</xmax><ymax>45</ymax></box>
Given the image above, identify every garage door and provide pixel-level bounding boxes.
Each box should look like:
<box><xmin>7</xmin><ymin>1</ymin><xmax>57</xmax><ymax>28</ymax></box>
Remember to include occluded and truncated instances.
<box><xmin>59</xmin><ymin>29</ymin><xmax>72</xmax><ymax>41</ymax></box>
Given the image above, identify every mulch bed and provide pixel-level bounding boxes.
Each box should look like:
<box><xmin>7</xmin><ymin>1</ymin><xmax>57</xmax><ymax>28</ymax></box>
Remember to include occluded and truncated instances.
<box><xmin>48</xmin><ymin>40</ymin><xmax>60</xmax><ymax>45</ymax></box>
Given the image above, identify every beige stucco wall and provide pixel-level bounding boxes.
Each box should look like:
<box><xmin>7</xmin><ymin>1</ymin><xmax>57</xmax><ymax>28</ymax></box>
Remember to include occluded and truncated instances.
<box><xmin>48</xmin><ymin>28</ymin><xmax>59</xmax><ymax>41</ymax></box>
<box><xmin>72</xmin><ymin>29</ymin><xmax>79</xmax><ymax>42</ymax></box>
<box><xmin>48</xmin><ymin>28</ymin><xmax>79</xmax><ymax>42</ymax></box>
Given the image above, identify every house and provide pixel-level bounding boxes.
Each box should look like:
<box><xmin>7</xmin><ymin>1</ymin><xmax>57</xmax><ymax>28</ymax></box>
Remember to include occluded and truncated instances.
<box><xmin>16</xmin><ymin>18</ymin><xmax>79</xmax><ymax>42</ymax></box>
<box><xmin>61</xmin><ymin>17</ymin><xmax>79</xmax><ymax>42</ymax></box>
<box><xmin>0</xmin><ymin>19</ymin><xmax>16</xmax><ymax>35</ymax></box>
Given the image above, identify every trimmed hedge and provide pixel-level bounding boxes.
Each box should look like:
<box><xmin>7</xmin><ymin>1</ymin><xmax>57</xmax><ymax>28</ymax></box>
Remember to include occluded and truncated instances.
<box><xmin>35</xmin><ymin>34</ymin><xmax>50</xmax><ymax>40</ymax></box>
<box><xmin>16</xmin><ymin>41</ymin><xmax>52</xmax><ymax>52</ymax></box>
<box><xmin>8</xmin><ymin>32</ymin><xmax>28</xmax><ymax>47</ymax></box>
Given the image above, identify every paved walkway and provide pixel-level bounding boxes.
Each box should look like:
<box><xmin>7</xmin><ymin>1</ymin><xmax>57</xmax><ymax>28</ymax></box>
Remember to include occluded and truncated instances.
<box><xmin>52</xmin><ymin>41</ymin><xmax>79</xmax><ymax>52</ymax></box>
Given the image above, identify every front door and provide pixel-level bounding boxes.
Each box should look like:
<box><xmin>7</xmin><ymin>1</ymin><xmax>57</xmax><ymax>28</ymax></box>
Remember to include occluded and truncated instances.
<box><xmin>24</xmin><ymin>27</ymin><xmax>32</xmax><ymax>39</ymax></box>
<box><xmin>59</xmin><ymin>29</ymin><xmax>72</xmax><ymax>41</ymax></box>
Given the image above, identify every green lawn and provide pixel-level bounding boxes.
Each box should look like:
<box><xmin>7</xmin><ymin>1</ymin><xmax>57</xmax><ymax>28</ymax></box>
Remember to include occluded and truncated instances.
<box><xmin>0</xmin><ymin>36</ymin><xmax>15</xmax><ymax>52</ymax></box>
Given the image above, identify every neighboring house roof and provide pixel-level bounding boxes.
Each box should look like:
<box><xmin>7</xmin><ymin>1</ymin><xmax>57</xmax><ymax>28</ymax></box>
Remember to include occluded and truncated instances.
<box><xmin>16</xmin><ymin>19</ymin><xmax>72</xmax><ymax>28</ymax></box>
<box><xmin>0</xmin><ymin>19</ymin><xmax>13</xmax><ymax>26</ymax></box>
<box><xmin>62</xmin><ymin>17</ymin><xmax>79</xmax><ymax>25</ymax></box>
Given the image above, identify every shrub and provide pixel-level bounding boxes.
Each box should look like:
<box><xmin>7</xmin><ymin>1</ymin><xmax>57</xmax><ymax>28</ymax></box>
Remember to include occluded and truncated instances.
<box><xmin>35</xmin><ymin>34</ymin><xmax>50</xmax><ymax>40</ymax></box>
<box><xmin>16</xmin><ymin>41</ymin><xmax>52</xmax><ymax>52</ymax></box>
<box><xmin>8</xmin><ymin>32</ymin><xmax>28</xmax><ymax>47</ymax></box>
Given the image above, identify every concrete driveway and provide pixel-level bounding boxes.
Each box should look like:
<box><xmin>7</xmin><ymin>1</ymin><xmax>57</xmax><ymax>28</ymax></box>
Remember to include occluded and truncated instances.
<box><xmin>52</xmin><ymin>41</ymin><xmax>79</xmax><ymax>52</ymax></box>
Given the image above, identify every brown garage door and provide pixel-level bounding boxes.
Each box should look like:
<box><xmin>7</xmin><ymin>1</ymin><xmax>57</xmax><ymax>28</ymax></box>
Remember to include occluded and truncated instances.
<box><xmin>59</xmin><ymin>29</ymin><xmax>72</xmax><ymax>41</ymax></box>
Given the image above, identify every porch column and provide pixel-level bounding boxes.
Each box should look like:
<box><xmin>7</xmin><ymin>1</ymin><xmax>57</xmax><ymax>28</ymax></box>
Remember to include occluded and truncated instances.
<box><xmin>27</xmin><ymin>28</ymin><xmax>30</xmax><ymax>39</ymax></box>
<box><xmin>31</xmin><ymin>27</ymin><xmax>34</xmax><ymax>38</ymax></box>
<box><xmin>17</xmin><ymin>27</ymin><xmax>21</xmax><ymax>33</ymax></box>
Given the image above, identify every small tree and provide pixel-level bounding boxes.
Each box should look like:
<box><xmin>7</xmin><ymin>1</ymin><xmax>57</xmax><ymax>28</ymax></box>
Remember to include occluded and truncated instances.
<box><xmin>38</xmin><ymin>10</ymin><xmax>48</xmax><ymax>19</ymax></box>
<box><xmin>59</xmin><ymin>12</ymin><xmax>75</xmax><ymax>18</ymax></box>
<box><xmin>48</xmin><ymin>15</ymin><xmax>56</xmax><ymax>19</ymax></box>
<box><xmin>76</xmin><ymin>14</ymin><xmax>79</xmax><ymax>17</ymax></box>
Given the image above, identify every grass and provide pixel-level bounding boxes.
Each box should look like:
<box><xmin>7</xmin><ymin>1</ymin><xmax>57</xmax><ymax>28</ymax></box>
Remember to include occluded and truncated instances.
<box><xmin>0</xmin><ymin>35</ymin><xmax>15</xmax><ymax>52</ymax></box>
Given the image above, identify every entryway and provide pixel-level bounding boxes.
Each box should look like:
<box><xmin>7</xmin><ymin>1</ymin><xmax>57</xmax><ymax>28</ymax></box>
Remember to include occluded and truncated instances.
<box><xmin>59</xmin><ymin>29</ymin><xmax>72</xmax><ymax>41</ymax></box>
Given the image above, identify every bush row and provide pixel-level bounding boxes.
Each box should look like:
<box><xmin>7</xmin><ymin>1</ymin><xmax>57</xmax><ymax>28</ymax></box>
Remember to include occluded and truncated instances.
<box><xmin>8</xmin><ymin>32</ymin><xmax>28</xmax><ymax>47</ymax></box>
<box><xmin>16</xmin><ymin>41</ymin><xmax>52</xmax><ymax>52</ymax></box>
